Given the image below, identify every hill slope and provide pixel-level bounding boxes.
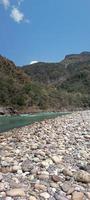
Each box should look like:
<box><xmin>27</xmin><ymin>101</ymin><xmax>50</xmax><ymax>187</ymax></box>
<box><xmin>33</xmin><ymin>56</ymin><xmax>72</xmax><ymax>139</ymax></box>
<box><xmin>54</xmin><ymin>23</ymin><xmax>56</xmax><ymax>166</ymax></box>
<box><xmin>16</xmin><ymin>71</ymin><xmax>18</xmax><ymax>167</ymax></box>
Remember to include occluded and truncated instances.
<box><xmin>0</xmin><ymin>56</ymin><xmax>51</xmax><ymax>112</ymax></box>
<box><xmin>0</xmin><ymin>55</ymin><xmax>31</xmax><ymax>109</ymax></box>
<box><xmin>22</xmin><ymin>52</ymin><xmax>90</xmax><ymax>110</ymax></box>
<box><xmin>23</xmin><ymin>52</ymin><xmax>90</xmax><ymax>86</ymax></box>
<box><xmin>0</xmin><ymin>52</ymin><xmax>90</xmax><ymax>112</ymax></box>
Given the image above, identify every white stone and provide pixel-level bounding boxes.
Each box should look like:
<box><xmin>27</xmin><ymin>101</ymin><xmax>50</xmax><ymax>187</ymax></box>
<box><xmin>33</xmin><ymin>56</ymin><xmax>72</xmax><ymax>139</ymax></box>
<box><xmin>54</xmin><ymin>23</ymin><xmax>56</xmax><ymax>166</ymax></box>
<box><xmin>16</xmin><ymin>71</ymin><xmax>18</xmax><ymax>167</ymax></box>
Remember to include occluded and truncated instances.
<box><xmin>40</xmin><ymin>192</ymin><xmax>50</xmax><ymax>199</ymax></box>
<box><xmin>5</xmin><ymin>197</ymin><xmax>13</xmax><ymax>200</ymax></box>
<box><xmin>51</xmin><ymin>155</ymin><xmax>63</xmax><ymax>164</ymax></box>
<box><xmin>6</xmin><ymin>188</ymin><xmax>25</xmax><ymax>197</ymax></box>
<box><xmin>0</xmin><ymin>173</ymin><xmax>3</xmax><ymax>181</ymax></box>
<box><xmin>41</xmin><ymin>159</ymin><xmax>53</xmax><ymax>167</ymax></box>
<box><xmin>0</xmin><ymin>191</ymin><xmax>6</xmax><ymax>198</ymax></box>
<box><xmin>29</xmin><ymin>196</ymin><xmax>37</xmax><ymax>200</ymax></box>
<box><xmin>12</xmin><ymin>165</ymin><xmax>21</xmax><ymax>172</ymax></box>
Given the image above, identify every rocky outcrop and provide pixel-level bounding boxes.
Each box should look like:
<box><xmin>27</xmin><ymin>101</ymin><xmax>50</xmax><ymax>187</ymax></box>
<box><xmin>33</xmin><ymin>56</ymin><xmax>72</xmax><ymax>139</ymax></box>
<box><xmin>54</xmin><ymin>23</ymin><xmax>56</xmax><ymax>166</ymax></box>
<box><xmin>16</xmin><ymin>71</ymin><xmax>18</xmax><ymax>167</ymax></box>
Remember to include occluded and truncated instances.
<box><xmin>0</xmin><ymin>107</ymin><xmax>18</xmax><ymax>115</ymax></box>
<box><xmin>63</xmin><ymin>51</ymin><xmax>90</xmax><ymax>65</ymax></box>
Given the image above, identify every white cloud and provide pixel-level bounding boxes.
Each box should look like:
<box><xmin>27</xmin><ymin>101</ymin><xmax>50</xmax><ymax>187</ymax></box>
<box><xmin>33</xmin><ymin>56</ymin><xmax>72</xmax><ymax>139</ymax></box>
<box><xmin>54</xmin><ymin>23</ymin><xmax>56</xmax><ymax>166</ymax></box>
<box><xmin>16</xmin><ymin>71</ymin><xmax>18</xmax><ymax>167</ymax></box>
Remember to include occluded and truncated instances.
<box><xmin>17</xmin><ymin>0</ymin><xmax>24</xmax><ymax>6</ymax></box>
<box><xmin>10</xmin><ymin>7</ymin><xmax>24</xmax><ymax>23</ymax></box>
<box><xmin>0</xmin><ymin>0</ymin><xmax>10</xmax><ymax>9</ymax></box>
<box><xmin>0</xmin><ymin>0</ymin><xmax>30</xmax><ymax>24</ymax></box>
<box><xmin>30</xmin><ymin>61</ymin><xmax>38</xmax><ymax>65</ymax></box>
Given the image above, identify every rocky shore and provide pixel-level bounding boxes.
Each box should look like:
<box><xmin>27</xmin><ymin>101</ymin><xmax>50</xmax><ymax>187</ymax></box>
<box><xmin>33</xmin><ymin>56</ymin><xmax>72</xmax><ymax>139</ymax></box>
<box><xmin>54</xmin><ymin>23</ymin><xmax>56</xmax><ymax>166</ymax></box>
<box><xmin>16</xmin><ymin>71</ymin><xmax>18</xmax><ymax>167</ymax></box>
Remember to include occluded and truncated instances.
<box><xmin>0</xmin><ymin>110</ymin><xmax>90</xmax><ymax>200</ymax></box>
<box><xmin>0</xmin><ymin>107</ymin><xmax>18</xmax><ymax>116</ymax></box>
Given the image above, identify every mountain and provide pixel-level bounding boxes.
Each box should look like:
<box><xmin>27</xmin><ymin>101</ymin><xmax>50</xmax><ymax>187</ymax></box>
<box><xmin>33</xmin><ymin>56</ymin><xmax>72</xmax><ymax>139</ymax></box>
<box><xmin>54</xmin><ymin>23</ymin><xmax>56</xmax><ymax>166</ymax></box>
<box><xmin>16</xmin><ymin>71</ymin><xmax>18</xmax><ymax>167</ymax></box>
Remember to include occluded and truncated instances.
<box><xmin>0</xmin><ymin>52</ymin><xmax>90</xmax><ymax>113</ymax></box>
<box><xmin>22</xmin><ymin>52</ymin><xmax>90</xmax><ymax>110</ymax></box>
<box><xmin>22</xmin><ymin>52</ymin><xmax>90</xmax><ymax>85</ymax></box>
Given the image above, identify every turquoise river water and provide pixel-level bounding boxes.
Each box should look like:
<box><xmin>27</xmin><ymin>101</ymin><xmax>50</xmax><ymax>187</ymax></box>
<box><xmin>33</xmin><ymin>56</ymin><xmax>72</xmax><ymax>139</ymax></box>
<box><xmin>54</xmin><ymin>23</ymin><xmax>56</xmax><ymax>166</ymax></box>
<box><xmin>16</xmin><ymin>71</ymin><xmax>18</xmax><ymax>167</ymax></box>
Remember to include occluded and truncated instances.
<box><xmin>0</xmin><ymin>112</ymin><xmax>69</xmax><ymax>133</ymax></box>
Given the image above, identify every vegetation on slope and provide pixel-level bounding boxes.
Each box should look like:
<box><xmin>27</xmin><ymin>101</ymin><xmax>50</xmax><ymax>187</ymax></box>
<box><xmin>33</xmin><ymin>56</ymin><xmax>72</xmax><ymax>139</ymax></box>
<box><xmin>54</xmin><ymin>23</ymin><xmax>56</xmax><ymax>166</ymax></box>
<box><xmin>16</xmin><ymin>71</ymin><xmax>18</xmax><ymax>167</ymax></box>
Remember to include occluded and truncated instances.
<box><xmin>0</xmin><ymin>52</ymin><xmax>90</xmax><ymax>112</ymax></box>
<box><xmin>0</xmin><ymin>56</ymin><xmax>49</xmax><ymax>111</ymax></box>
<box><xmin>22</xmin><ymin>52</ymin><xmax>90</xmax><ymax>110</ymax></box>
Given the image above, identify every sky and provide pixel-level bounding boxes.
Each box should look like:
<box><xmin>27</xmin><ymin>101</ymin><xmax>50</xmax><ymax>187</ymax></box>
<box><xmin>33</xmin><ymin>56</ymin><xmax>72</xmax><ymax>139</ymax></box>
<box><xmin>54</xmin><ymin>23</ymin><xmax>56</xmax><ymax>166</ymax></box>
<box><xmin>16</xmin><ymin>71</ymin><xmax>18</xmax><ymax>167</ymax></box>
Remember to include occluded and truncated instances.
<box><xmin>0</xmin><ymin>0</ymin><xmax>90</xmax><ymax>66</ymax></box>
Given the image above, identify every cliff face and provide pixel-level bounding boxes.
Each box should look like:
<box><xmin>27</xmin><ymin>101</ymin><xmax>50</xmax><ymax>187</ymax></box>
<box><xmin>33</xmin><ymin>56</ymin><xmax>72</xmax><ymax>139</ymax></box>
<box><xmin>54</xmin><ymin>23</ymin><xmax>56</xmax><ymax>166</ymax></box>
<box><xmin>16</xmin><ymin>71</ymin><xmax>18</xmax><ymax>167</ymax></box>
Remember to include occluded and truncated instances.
<box><xmin>0</xmin><ymin>52</ymin><xmax>90</xmax><ymax>112</ymax></box>
<box><xmin>62</xmin><ymin>52</ymin><xmax>90</xmax><ymax>67</ymax></box>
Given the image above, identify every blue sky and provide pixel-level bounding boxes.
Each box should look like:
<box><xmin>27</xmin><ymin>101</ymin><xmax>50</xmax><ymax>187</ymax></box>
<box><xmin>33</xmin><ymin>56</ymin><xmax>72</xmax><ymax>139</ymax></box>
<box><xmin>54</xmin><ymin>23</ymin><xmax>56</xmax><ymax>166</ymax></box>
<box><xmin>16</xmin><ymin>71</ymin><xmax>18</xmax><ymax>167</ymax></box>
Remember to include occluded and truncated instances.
<box><xmin>0</xmin><ymin>0</ymin><xmax>90</xmax><ymax>65</ymax></box>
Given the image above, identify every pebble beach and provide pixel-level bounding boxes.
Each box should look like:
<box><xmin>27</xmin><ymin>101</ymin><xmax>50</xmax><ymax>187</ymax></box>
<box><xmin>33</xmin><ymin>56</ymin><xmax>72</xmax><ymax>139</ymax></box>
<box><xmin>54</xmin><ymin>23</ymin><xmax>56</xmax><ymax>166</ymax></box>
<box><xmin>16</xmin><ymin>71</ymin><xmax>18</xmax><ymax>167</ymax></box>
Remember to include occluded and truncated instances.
<box><xmin>0</xmin><ymin>110</ymin><xmax>90</xmax><ymax>200</ymax></box>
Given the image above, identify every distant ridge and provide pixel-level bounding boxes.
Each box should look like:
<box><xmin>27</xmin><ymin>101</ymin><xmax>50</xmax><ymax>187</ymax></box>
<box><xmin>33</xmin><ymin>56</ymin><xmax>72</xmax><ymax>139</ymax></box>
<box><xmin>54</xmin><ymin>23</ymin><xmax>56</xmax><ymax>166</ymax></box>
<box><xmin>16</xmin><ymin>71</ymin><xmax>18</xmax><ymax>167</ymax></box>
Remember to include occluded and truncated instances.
<box><xmin>65</xmin><ymin>51</ymin><xmax>90</xmax><ymax>58</ymax></box>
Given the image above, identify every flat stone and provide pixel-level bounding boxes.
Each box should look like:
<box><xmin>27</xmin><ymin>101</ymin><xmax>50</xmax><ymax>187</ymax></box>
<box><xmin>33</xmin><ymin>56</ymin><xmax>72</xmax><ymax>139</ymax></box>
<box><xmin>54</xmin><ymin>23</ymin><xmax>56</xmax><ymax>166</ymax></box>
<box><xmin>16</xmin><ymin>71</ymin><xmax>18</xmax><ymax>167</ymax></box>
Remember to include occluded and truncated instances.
<box><xmin>35</xmin><ymin>183</ymin><xmax>47</xmax><ymax>191</ymax></box>
<box><xmin>72</xmin><ymin>191</ymin><xmax>84</xmax><ymax>200</ymax></box>
<box><xmin>51</xmin><ymin>155</ymin><xmax>62</xmax><ymax>164</ymax></box>
<box><xmin>67</xmin><ymin>187</ymin><xmax>75</xmax><ymax>195</ymax></box>
<box><xmin>40</xmin><ymin>192</ymin><xmax>50</xmax><ymax>199</ymax></box>
<box><xmin>51</xmin><ymin>175</ymin><xmax>60</xmax><ymax>182</ymax></box>
<box><xmin>75</xmin><ymin>170</ymin><xmax>90</xmax><ymax>183</ymax></box>
<box><xmin>61</xmin><ymin>182</ymin><xmax>71</xmax><ymax>192</ymax></box>
<box><xmin>63</xmin><ymin>168</ymin><xmax>73</xmax><ymax>177</ymax></box>
<box><xmin>29</xmin><ymin>196</ymin><xmax>37</xmax><ymax>200</ymax></box>
<box><xmin>50</xmin><ymin>182</ymin><xmax>59</xmax><ymax>188</ymax></box>
<box><xmin>38</xmin><ymin>174</ymin><xmax>49</xmax><ymax>180</ymax></box>
<box><xmin>6</xmin><ymin>188</ymin><xmax>25</xmax><ymax>197</ymax></box>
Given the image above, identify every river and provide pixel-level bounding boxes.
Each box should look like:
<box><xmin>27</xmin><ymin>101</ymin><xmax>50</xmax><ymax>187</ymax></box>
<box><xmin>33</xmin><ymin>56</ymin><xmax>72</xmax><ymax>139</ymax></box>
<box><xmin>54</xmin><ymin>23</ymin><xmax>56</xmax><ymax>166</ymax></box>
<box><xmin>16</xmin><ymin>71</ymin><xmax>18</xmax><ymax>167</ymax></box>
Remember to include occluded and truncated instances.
<box><xmin>0</xmin><ymin>112</ymin><xmax>69</xmax><ymax>133</ymax></box>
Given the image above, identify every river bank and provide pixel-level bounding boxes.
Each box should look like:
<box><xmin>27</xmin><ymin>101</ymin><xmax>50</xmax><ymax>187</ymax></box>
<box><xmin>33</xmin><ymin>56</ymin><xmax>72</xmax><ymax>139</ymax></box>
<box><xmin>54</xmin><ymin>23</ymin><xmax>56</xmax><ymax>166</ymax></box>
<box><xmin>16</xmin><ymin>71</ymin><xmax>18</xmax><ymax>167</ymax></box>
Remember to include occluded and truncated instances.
<box><xmin>0</xmin><ymin>110</ymin><xmax>90</xmax><ymax>200</ymax></box>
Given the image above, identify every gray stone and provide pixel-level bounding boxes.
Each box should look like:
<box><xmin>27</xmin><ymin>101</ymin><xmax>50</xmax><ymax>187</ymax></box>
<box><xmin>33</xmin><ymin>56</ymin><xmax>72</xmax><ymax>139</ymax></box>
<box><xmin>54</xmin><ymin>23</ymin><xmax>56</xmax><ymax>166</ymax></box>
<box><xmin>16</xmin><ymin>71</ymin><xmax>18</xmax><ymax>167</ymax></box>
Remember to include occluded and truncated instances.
<box><xmin>54</xmin><ymin>193</ymin><xmax>68</xmax><ymax>200</ymax></box>
<box><xmin>22</xmin><ymin>159</ymin><xmax>33</xmax><ymax>172</ymax></box>
<box><xmin>61</xmin><ymin>182</ymin><xmax>71</xmax><ymax>192</ymax></box>
<box><xmin>49</xmin><ymin>197</ymin><xmax>56</xmax><ymax>200</ymax></box>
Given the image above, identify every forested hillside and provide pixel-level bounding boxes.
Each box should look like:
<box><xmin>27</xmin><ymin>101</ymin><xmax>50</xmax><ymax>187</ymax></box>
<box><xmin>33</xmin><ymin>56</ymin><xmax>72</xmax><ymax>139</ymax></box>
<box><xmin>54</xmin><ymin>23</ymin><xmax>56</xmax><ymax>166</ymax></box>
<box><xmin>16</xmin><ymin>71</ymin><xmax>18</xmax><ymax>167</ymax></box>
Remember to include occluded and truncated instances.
<box><xmin>0</xmin><ymin>52</ymin><xmax>90</xmax><ymax>112</ymax></box>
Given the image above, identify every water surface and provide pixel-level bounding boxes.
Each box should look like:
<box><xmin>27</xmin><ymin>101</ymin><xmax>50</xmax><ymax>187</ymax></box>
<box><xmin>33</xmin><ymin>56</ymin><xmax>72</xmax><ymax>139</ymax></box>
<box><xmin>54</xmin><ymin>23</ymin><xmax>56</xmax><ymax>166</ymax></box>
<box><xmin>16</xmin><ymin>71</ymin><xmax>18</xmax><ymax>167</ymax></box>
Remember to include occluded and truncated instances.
<box><xmin>0</xmin><ymin>112</ymin><xmax>69</xmax><ymax>133</ymax></box>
